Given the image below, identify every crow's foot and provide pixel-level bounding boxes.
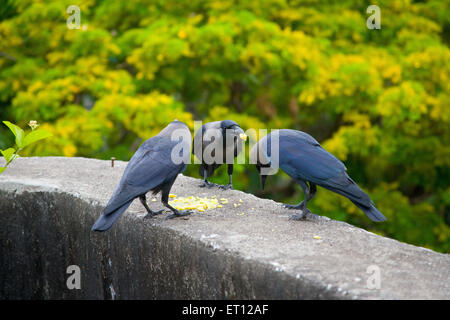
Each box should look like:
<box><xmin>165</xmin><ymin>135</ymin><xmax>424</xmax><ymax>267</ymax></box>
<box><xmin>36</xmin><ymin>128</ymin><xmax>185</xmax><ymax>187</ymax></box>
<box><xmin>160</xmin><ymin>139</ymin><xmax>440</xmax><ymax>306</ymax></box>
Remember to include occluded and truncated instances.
<box><xmin>289</xmin><ymin>213</ymin><xmax>306</xmax><ymax>221</ymax></box>
<box><xmin>218</xmin><ymin>183</ymin><xmax>233</xmax><ymax>190</ymax></box>
<box><xmin>165</xmin><ymin>210</ymin><xmax>194</xmax><ymax>220</ymax></box>
<box><xmin>199</xmin><ymin>181</ymin><xmax>216</xmax><ymax>188</ymax></box>
<box><xmin>143</xmin><ymin>209</ymin><xmax>165</xmax><ymax>219</ymax></box>
<box><xmin>288</xmin><ymin>208</ymin><xmax>312</xmax><ymax>221</ymax></box>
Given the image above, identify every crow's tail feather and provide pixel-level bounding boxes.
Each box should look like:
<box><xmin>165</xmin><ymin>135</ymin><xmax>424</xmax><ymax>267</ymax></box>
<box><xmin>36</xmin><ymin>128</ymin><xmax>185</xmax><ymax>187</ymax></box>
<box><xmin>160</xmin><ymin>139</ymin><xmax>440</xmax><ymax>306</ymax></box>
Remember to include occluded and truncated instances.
<box><xmin>321</xmin><ymin>176</ymin><xmax>386</xmax><ymax>222</ymax></box>
<box><xmin>91</xmin><ymin>199</ymin><xmax>134</xmax><ymax>232</ymax></box>
<box><xmin>350</xmin><ymin>200</ymin><xmax>386</xmax><ymax>222</ymax></box>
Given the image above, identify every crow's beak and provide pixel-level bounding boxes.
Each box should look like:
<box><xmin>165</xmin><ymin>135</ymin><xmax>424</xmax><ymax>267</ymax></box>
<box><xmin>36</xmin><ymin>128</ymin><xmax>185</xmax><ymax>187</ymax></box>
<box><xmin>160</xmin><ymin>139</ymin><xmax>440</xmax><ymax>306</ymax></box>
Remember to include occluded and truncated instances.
<box><xmin>260</xmin><ymin>175</ymin><xmax>267</xmax><ymax>190</ymax></box>
<box><xmin>233</xmin><ymin>127</ymin><xmax>247</xmax><ymax>142</ymax></box>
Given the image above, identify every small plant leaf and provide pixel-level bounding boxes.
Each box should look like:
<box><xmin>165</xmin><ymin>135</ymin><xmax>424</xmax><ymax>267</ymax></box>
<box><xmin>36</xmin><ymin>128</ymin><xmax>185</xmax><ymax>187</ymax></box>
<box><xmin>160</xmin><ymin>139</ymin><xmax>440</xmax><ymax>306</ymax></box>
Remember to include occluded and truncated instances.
<box><xmin>22</xmin><ymin>129</ymin><xmax>53</xmax><ymax>148</ymax></box>
<box><xmin>0</xmin><ymin>148</ymin><xmax>16</xmax><ymax>162</ymax></box>
<box><xmin>0</xmin><ymin>167</ymin><xmax>5</xmax><ymax>174</ymax></box>
<box><xmin>3</xmin><ymin>121</ymin><xmax>25</xmax><ymax>148</ymax></box>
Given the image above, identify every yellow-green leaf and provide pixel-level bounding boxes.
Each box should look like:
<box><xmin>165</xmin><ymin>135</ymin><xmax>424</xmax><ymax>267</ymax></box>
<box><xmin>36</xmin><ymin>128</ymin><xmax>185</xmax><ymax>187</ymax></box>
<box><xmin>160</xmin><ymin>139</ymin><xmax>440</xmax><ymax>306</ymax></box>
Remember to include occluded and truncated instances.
<box><xmin>22</xmin><ymin>129</ymin><xmax>53</xmax><ymax>148</ymax></box>
<box><xmin>0</xmin><ymin>148</ymin><xmax>16</xmax><ymax>162</ymax></box>
<box><xmin>3</xmin><ymin>121</ymin><xmax>24</xmax><ymax>148</ymax></box>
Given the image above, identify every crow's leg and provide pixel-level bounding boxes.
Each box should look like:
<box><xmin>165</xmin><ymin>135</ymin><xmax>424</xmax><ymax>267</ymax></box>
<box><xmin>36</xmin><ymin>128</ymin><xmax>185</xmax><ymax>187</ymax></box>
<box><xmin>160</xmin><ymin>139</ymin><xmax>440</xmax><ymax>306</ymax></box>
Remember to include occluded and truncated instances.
<box><xmin>302</xmin><ymin>182</ymin><xmax>318</xmax><ymax>218</ymax></box>
<box><xmin>139</xmin><ymin>194</ymin><xmax>164</xmax><ymax>219</ymax></box>
<box><xmin>199</xmin><ymin>167</ymin><xmax>216</xmax><ymax>188</ymax></box>
<box><xmin>161</xmin><ymin>189</ymin><xmax>193</xmax><ymax>220</ymax></box>
<box><xmin>309</xmin><ymin>182</ymin><xmax>317</xmax><ymax>200</ymax></box>
<box><xmin>284</xmin><ymin>181</ymin><xmax>315</xmax><ymax>220</ymax></box>
<box><xmin>219</xmin><ymin>164</ymin><xmax>234</xmax><ymax>190</ymax></box>
<box><xmin>164</xmin><ymin>202</ymin><xmax>194</xmax><ymax>220</ymax></box>
<box><xmin>298</xmin><ymin>182</ymin><xmax>316</xmax><ymax>207</ymax></box>
<box><xmin>283</xmin><ymin>180</ymin><xmax>310</xmax><ymax>210</ymax></box>
<box><xmin>284</xmin><ymin>182</ymin><xmax>317</xmax><ymax>208</ymax></box>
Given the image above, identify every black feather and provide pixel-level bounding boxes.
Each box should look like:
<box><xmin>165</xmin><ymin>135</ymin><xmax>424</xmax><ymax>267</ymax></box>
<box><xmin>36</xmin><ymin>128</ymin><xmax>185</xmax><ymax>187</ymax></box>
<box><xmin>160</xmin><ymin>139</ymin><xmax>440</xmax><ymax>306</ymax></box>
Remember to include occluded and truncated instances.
<box><xmin>253</xmin><ymin>129</ymin><xmax>386</xmax><ymax>222</ymax></box>
<box><xmin>91</xmin><ymin>120</ymin><xmax>191</xmax><ymax>231</ymax></box>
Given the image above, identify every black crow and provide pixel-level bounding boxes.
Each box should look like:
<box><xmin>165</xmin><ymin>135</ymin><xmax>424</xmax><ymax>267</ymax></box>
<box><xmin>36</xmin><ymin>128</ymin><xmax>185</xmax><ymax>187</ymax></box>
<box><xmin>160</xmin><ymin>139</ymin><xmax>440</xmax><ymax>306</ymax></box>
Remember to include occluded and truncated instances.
<box><xmin>91</xmin><ymin>120</ymin><xmax>192</xmax><ymax>232</ymax></box>
<box><xmin>193</xmin><ymin>120</ymin><xmax>247</xmax><ymax>189</ymax></box>
<box><xmin>250</xmin><ymin>129</ymin><xmax>386</xmax><ymax>222</ymax></box>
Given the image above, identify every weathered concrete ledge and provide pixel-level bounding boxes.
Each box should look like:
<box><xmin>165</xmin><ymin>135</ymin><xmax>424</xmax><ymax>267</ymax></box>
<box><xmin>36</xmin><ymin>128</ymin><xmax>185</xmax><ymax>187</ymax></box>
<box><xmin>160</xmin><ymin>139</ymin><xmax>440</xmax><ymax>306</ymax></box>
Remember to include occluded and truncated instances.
<box><xmin>0</xmin><ymin>157</ymin><xmax>449</xmax><ymax>299</ymax></box>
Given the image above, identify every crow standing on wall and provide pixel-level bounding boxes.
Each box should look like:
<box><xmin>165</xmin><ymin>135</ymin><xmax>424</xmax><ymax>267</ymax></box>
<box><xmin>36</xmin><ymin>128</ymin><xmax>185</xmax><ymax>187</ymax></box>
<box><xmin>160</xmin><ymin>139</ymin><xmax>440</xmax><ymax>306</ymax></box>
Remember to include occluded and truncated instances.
<box><xmin>91</xmin><ymin>120</ymin><xmax>192</xmax><ymax>232</ymax></box>
<box><xmin>193</xmin><ymin>120</ymin><xmax>247</xmax><ymax>190</ymax></box>
<box><xmin>250</xmin><ymin>129</ymin><xmax>386</xmax><ymax>222</ymax></box>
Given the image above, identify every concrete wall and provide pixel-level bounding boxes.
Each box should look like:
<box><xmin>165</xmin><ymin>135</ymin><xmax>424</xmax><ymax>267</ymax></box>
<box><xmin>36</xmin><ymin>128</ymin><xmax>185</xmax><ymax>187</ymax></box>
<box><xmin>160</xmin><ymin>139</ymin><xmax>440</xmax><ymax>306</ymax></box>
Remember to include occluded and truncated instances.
<box><xmin>0</xmin><ymin>157</ymin><xmax>449</xmax><ymax>299</ymax></box>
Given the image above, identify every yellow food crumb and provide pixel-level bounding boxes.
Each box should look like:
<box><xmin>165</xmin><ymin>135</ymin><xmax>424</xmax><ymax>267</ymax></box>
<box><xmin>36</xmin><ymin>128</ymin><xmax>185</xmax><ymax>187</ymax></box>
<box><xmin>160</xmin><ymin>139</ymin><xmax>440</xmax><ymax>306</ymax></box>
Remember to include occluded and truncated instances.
<box><xmin>313</xmin><ymin>235</ymin><xmax>321</xmax><ymax>240</ymax></box>
<box><xmin>239</xmin><ymin>199</ymin><xmax>243</xmax><ymax>203</ymax></box>
<box><xmin>169</xmin><ymin>194</ymin><xmax>176</xmax><ymax>198</ymax></box>
<box><xmin>151</xmin><ymin>198</ymin><xmax>157</xmax><ymax>202</ymax></box>
<box><xmin>168</xmin><ymin>196</ymin><xmax>221</xmax><ymax>212</ymax></box>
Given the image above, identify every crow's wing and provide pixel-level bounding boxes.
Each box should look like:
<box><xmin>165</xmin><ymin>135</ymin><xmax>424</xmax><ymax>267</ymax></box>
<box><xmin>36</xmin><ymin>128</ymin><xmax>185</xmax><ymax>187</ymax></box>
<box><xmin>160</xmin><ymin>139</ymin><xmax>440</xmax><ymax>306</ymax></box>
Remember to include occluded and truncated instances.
<box><xmin>275</xmin><ymin>130</ymin><xmax>345</xmax><ymax>181</ymax></box>
<box><xmin>193</xmin><ymin>121</ymin><xmax>224</xmax><ymax>163</ymax></box>
<box><xmin>103</xmin><ymin>137</ymin><xmax>185</xmax><ymax>215</ymax></box>
<box><xmin>276</xmin><ymin>130</ymin><xmax>372</xmax><ymax>207</ymax></box>
<box><xmin>201</xmin><ymin>122</ymin><xmax>223</xmax><ymax>153</ymax></box>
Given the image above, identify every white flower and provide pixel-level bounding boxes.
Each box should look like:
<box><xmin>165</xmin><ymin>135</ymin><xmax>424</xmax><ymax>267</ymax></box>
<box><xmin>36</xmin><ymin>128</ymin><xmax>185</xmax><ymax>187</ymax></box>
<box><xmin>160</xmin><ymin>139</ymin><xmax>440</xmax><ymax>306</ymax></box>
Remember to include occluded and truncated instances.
<box><xmin>28</xmin><ymin>120</ymin><xmax>39</xmax><ymax>130</ymax></box>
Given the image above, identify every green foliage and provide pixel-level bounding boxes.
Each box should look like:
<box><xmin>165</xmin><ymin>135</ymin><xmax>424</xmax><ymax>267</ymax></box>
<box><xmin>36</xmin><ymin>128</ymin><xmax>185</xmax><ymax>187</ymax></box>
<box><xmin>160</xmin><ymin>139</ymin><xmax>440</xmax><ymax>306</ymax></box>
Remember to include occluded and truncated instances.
<box><xmin>0</xmin><ymin>0</ymin><xmax>449</xmax><ymax>252</ymax></box>
<box><xmin>3</xmin><ymin>120</ymin><xmax>24</xmax><ymax>148</ymax></box>
<box><xmin>0</xmin><ymin>120</ymin><xmax>52</xmax><ymax>172</ymax></box>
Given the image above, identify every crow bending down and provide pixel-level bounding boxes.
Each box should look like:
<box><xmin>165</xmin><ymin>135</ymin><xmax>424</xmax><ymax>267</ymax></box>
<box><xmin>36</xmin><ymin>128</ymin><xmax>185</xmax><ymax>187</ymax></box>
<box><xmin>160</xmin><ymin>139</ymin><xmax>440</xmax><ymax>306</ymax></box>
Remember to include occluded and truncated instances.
<box><xmin>92</xmin><ymin>120</ymin><xmax>192</xmax><ymax>232</ymax></box>
<box><xmin>250</xmin><ymin>129</ymin><xmax>386</xmax><ymax>222</ymax></box>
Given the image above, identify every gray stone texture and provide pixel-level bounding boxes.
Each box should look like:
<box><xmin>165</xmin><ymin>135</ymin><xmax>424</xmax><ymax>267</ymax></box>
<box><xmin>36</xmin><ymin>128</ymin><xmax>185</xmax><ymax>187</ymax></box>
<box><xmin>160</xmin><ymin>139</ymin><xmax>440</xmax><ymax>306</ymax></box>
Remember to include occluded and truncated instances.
<box><xmin>0</xmin><ymin>157</ymin><xmax>449</xmax><ymax>299</ymax></box>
